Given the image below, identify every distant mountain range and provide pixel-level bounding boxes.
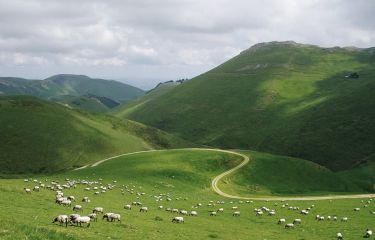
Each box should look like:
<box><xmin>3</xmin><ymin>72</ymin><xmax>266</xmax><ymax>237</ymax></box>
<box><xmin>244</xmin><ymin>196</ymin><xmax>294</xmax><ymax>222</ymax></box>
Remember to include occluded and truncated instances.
<box><xmin>0</xmin><ymin>74</ymin><xmax>144</xmax><ymax>112</ymax></box>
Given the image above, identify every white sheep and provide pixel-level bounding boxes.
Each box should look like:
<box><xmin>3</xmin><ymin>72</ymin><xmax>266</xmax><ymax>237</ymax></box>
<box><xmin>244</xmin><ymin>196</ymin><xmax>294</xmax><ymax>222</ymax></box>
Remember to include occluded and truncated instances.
<box><xmin>73</xmin><ymin>216</ymin><xmax>91</xmax><ymax>227</ymax></box>
<box><xmin>218</xmin><ymin>208</ymin><xmax>224</xmax><ymax>212</ymax></box>
<box><xmin>278</xmin><ymin>218</ymin><xmax>286</xmax><ymax>224</ymax></box>
<box><xmin>341</xmin><ymin>217</ymin><xmax>348</xmax><ymax>222</ymax></box>
<box><xmin>190</xmin><ymin>211</ymin><xmax>198</xmax><ymax>216</ymax></box>
<box><xmin>354</xmin><ymin>207</ymin><xmax>360</xmax><ymax>211</ymax></box>
<box><xmin>172</xmin><ymin>216</ymin><xmax>184</xmax><ymax>223</ymax></box>
<box><xmin>256</xmin><ymin>211</ymin><xmax>263</xmax><ymax>216</ymax></box>
<box><xmin>337</xmin><ymin>232</ymin><xmax>343</xmax><ymax>240</ymax></box>
<box><xmin>106</xmin><ymin>213</ymin><xmax>121</xmax><ymax>222</ymax></box>
<box><xmin>180</xmin><ymin>210</ymin><xmax>188</xmax><ymax>215</ymax></box>
<box><xmin>93</xmin><ymin>207</ymin><xmax>104</xmax><ymax>214</ymax></box>
<box><xmin>124</xmin><ymin>204</ymin><xmax>132</xmax><ymax>210</ymax></box>
<box><xmin>24</xmin><ymin>188</ymin><xmax>31</xmax><ymax>194</ymax></box>
<box><xmin>73</xmin><ymin>205</ymin><xmax>83</xmax><ymax>212</ymax></box>
<box><xmin>140</xmin><ymin>207</ymin><xmax>148</xmax><ymax>212</ymax></box>
<box><xmin>364</xmin><ymin>229</ymin><xmax>372</xmax><ymax>238</ymax></box>
<box><xmin>233</xmin><ymin>211</ymin><xmax>240</xmax><ymax>217</ymax></box>
<box><xmin>82</xmin><ymin>197</ymin><xmax>90</xmax><ymax>203</ymax></box>
<box><xmin>285</xmin><ymin>223</ymin><xmax>294</xmax><ymax>229</ymax></box>
<box><xmin>210</xmin><ymin>211</ymin><xmax>217</xmax><ymax>216</ymax></box>
<box><xmin>52</xmin><ymin>215</ymin><xmax>68</xmax><ymax>227</ymax></box>
<box><xmin>88</xmin><ymin>213</ymin><xmax>97</xmax><ymax>222</ymax></box>
<box><xmin>67</xmin><ymin>196</ymin><xmax>75</xmax><ymax>201</ymax></box>
<box><xmin>61</xmin><ymin>199</ymin><xmax>72</xmax><ymax>207</ymax></box>
<box><xmin>33</xmin><ymin>186</ymin><xmax>40</xmax><ymax>192</ymax></box>
<box><xmin>293</xmin><ymin>219</ymin><xmax>302</xmax><ymax>225</ymax></box>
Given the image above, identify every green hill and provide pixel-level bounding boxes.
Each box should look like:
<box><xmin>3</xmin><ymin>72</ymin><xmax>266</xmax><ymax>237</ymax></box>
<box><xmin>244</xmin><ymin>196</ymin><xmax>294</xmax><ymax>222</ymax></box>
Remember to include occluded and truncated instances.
<box><xmin>114</xmin><ymin>41</ymin><xmax>375</xmax><ymax>171</ymax></box>
<box><xmin>0</xmin><ymin>96</ymin><xmax>191</xmax><ymax>174</ymax></box>
<box><xmin>0</xmin><ymin>74</ymin><xmax>144</xmax><ymax>109</ymax></box>
<box><xmin>55</xmin><ymin>94</ymin><xmax>120</xmax><ymax>113</ymax></box>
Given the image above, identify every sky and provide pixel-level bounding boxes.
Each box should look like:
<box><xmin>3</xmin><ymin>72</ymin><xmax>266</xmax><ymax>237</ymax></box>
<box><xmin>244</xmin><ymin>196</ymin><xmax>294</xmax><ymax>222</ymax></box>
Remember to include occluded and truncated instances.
<box><xmin>0</xmin><ymin>0</ymin><xmax>374</xmax><ymax>89</ymax></box>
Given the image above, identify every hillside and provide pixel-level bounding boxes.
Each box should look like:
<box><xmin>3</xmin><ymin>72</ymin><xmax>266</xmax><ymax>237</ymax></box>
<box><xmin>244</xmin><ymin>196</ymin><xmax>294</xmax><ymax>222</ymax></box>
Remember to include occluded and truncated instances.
<box><xmin>0</xmin><ymin>96</ymin><xmax>191</xmax><ymax>174</ymax></box>
<box><xmin>0</xmin><ymin>74</ymin><xmax>144</xmax><ymax>111</ymax></box>
<box><xmin>115</xmin><ymin>41</ymin><xmax>375</xmax><ymax>171</ymax></box>
<box><xmin>55</xmin><ymin>94</ymin><xmax>120</xmax><ymax>113</ymax></box>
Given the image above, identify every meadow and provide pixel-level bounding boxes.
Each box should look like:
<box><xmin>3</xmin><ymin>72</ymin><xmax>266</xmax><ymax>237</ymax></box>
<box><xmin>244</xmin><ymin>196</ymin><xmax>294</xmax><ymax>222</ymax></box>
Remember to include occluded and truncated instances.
<box><xmin>0</xmin><ymin>149</ymin><xmax>373</xmax><ymax>240</ymax></box>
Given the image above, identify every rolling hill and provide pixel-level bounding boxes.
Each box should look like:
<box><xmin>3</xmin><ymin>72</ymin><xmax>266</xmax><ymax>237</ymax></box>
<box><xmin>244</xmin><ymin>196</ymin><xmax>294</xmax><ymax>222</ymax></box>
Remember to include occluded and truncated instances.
<box><xmin>114</xmin><ymin>41</ymin><xmax>375</xmax><ymax>171</ymax></box>
<box><xmin>0</xmin><ymin>96</ymin><xmax>192</xmax><ymax>174</ymax></box>
<box><xmin>0</xmin><ymin>74</ymin><xmax>144</xmax><ymax>112</ymax></box>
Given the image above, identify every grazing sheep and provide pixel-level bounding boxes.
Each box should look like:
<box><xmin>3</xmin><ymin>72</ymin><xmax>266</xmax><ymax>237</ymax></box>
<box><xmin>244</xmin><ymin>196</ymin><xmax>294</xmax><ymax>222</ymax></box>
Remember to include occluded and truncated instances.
<box><xmin>52</xmin><ymin>215</ymin><xmax>68</xmax><ymax>227</ymax></box>
<box><xmin>67</xmin><ymin>196</ymin><xmax>75</xmax><ymax>201</ymax></box>
<box><xmin>82</xmin><ymin>197</ymin><xmax>90</xmax><ymax>203</ymax></box>
<box><xmin>124</xmin><ymin>204</ymin><xmax>132</xmax><ymax>210</ymax></box>
<box><xmin>33</xmin><ymin>186</ymin><xmax>40</xmax><ymax>192</ymax></box>
<box><xmin>218</xmin><ymin>208</ymin><xmax>224</xmax><ymax>212</ymax></box>
<box><xmin>232</xmin><ymin>206</ymin><xmax>238</xmax><ymax>210</ymax></box>
<box><xmin>341</xmin><ymin>217</ymin><xmax>348</xmax><ymax>222</ymax></box>
<box><xmin>72</xmin><ymin>216</ymin><xmax>91</xmax><ymax>227</ymax></box>
<box><xmin>278</xmin><ymin>218</ymin><xmax>286</xmax><ymax>224</ymax></box>
<box><xmin>88</xmin><ymin>213</ymin><xmax>97</xmax><ymax>222</ymax></box>
<box><xmin>158</xmin><ymin>206</ymin><xmax>163</xmax><ymax>210</ymax></box>
<box><xmin>61</xmin><ymin>200</ymin><xmax>72</xmax><ymax>207</ymax></box>
<box><xmin>364</xmin><ymin>229</ymin><xmax>372</xmax><ymax>238</ymax></box>
<box><xmin>233</xmin><ymin>211</ymin><xmax>240</xmax><ymax>217</ymax></box>
<box><xmin>73</xmin><ymin>205</ymin><xmax>83</xmax><ymax>212</ymax></box>
<box><xmin>93</xmin><ymin>207</ymin><xmax>104</xmax><ymax>214</ymax></box>
<box><xmin>172</xmin><ymin>209</ymin><xmax>179</xmax><ymax>213</ymax></box>
<box><xmin>180</xmin><ymin>210</ymin><xmax>188</xmax><ymax>215</ymax></box>
<box><xmin>256</xmin><ymin>211</ymin><xmax>263</xmax><ymax>216</ymax></box>
<box><xmin>172</xmin><ymin>216</ymin><xmax>184</xmax><ymax>223</ymax></box>
<box><xmin>285</xmin><ymin>223</ymin><xmax>294</xmax><ymax>229</ymax></box>
<box><xmin>140</xmin><ymin>207</ymin><xmax>148</xmax><ymax>212</ymax></box>
<box><xmin>337</xmin><ymin>232</ymin><xmax>343</xmax><ymax>240</ymax></box>
<box><xmin>24</xmin><ymin>188</ymin><xmax>31</xmax><ymax>194</ymax></box>
<box><xmin>354</xmin><ymin>208</ymin><xmax>360</xmax><ymax>211</ymax></box>
<box><xmin>103</xmin><ymin>213</ymin><xmax>121</xmax><ymax>222</ymax></box>
<box><xmin>210</xmin><ymin>211</ymin><xmax>217</xmax><ymax>216</ymax></box>
<box><xmin>333</xmin><ymin>216</ymin><xmax>337</xmax><ymax>221</ymax></box>
<box><xmin>301</xmin><ymin>210</ymin><xmax>309</xmax><ymax>215</ymax></box>
<box><xmin>318</xmin><ymin>216</ymin><xmax>325</xmax><ymax>221</ymax></box>
<box><xmin>293</xmin><ymin>219</ymin><xmax>302</xmax><ymax>225</ymax></box>
<box><xmin>190</xmin><ymin>211</ymin><xmax>198</xmax><ymax>216</ymax></box>
<box><xmin>268</xmin><ymin>211</ymin><xmax>276</xmax><ymax>216</ymax></box>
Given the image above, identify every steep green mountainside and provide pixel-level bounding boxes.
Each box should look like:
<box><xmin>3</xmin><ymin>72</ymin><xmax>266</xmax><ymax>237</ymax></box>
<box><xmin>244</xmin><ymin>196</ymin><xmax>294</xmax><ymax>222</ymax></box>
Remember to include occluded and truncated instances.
<box><xmin>0</xmin><ymin>74</ymin><xmax>144</xmax><ymax>106</ymax></box>
<box><xmin>115</xmin><ymin>41</ymin><xmax>375</xmax><ymax>171</ymax></box>
<box><xmin>0</xmin><ymin>96</ymin><xmax>191</xmax><ymax>174</ymax></box>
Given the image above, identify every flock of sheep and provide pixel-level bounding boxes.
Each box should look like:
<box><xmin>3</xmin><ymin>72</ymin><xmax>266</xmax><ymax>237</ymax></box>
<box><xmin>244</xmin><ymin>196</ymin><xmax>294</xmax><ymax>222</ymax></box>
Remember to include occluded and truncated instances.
<box><xmin>23</xmin><ymin>178</ymin><xmax>373</xmax><ymax>239</ymax></box>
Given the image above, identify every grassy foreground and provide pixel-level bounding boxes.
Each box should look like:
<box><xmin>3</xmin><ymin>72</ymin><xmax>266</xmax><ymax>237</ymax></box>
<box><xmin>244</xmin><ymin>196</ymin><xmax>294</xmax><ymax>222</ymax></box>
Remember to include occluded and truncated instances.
<box><xmin>0</xmin><ymin>149</ymin><xmax>373</xmax><ymax>240</ymax></box>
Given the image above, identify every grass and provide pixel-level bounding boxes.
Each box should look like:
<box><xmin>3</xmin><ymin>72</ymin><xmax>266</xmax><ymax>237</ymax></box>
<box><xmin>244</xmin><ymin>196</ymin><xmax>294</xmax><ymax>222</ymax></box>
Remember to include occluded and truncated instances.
<box><xmin>217</xmin><ymin>151</ymin><xmax>368</xmax><ymax>196</ymax></box>
<box><xmin>114</xmin><ymin>41</ymin><xmax>375</xmax><ymax>171</ymax></box>
<box><xmin>0</xmin><ymin>96</ymin><xmax>192</xmax><ymax>174</ymax></box>
<box><xmin>0</xmin><ymin>149</ymin><xmax>373</xmax><ymax>239</ymax></box>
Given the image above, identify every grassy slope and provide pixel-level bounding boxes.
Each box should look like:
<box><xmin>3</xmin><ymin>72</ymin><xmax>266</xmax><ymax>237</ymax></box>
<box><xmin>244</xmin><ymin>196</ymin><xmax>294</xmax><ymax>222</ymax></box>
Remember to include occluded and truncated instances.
<box><xmin>218</xmin><ymin>151</ymin><xmax>368</xmax><ymax>196</ymax></box>
<box><xmin>0</xmin><ymin>150</ymin><xmax>373</xmax><ymax>239</ymax></box>
<box><xmin>0</xmin><ymin>96</ymin><xmax>191</xmax><ymax>174</ymax></box>
<box><xmin>115</xmin><ymin>42</ymin><xmax>375</xmax><ymax>171</ymax></box>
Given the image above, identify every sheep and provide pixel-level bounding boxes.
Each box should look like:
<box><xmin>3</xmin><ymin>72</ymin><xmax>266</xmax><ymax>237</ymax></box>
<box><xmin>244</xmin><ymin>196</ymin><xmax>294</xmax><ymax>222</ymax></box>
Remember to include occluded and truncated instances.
<box><xmin>82</xmin><ymin>197</ymin><xmax>90</xmax><ymax>203</ymax></box>
<box><xmin>341</xmin><ymin>217</ymin><xmax>348</xmax><ymax>222</ymax></box>
<box><xmin>140</xmin><ymin>207</ymin><xmax>148</xmax><ymax>212</ymax></box>
<box><xmin>218</xmin><ymin>208</ymin><xmax>224</xmax><ymax>213</ymax></box>
<box><xmin>73</xmin><ymin>205</ymin><xmax>83</xmax><ymax>212</ymax></box>
<box><xmin>190</xmin><ymin>211</ymin><xmax>198</xmax><ymax>216</ymax></box>
<box><xmin>172</xmin><ymin>216</ymin><xmax>184</xmax><ymax>223</ymax></box>
<box><xmin>172</xmin><ymin>209</ymin><xmax>179</xmax><ymax>213</ymax></box>
<box><xmin>301</xmin><ymin>210</ymin><xmax>309</xmax><ymax>215</ymax></box>
<box><xmin>278</xmin><ymin>218</ymin><xmax>286</xmax><ymax>224</ymax></box>
<box><xmin>364</xmin><ymin>229</ymin><xmax>372</xmax><ymax>238</ymax></box>
<box><xmin>158</xmin><ymin>206</ymin><xmax>163</xmax><ymax>210</ymax></box>
<box><xmin>72</xmin><ymin>216</ymin><xmax>91</xmax><ymax>227</ymax></box>
<box><xmin>93</xmin><ymin>207</ymin><xmax>104</xmax><ymax>214</ymax></box>
<box><xmin>124</xmin><ymin>204</ymin><xmax>132</xmax><ymax>210</ymax></box>
<box><xmin>61</xmin><ymin>200</ymin><xmax>72</xmax><ymax>207</ymax></box>
<box><xmin>210</xmin><ymin>211</ymin><xmax>217</xmax><ymax>216</ymax></box>
<box><xmin>24</xmin><ymin>188</ymin><xmax>31</xmax><ymax>194</ymax></box>
<box><xmin>33</xmin><ymin>186</ymin><xmax>40</xmax><ymax>192</ymax></box>
<box><xmin>232</xmin><ymin>206</ymin><xmax>238</xmax><ymax>210</ymax></box>
<box><xmin>337</xmin><ymin>232</ymin><xmax>343</xmax><ymax>240</ymax></box>
<box><xmin>52</xmin><ymin>215</ymin><xmax>68</xmax><ymax>227</ymax></box>
<box><xmin>67</xmin><ymin>196</ymin><xmax>75</xmax><ymax>201</ymax></box>
<box><xmin>256</xmin><ymin>211</ymin><xmax>263</xmax><ymax>216</ymax></box>
<box><xmin>285</xmin><ymin>223</ymin><xmax>294</xmax><ymax>229</ymax></box>
<box><xmin>103</xmin><ymin>213</ymin><xmax>121</xmax><ymax>222</ymax></box>
<box><xmin>318</xmin><ymin>216</ymin><xmax>325</xmax><ymax>221</ymax></box>
<box><xmin>180</xmin><ymin>210</ymin><xmax>188</xmax><ymax>215</ymax></box>
<box><xmin>88</xmin><ymin>213</ymin><xmax>97</xmax><ymax>222</ymax></box>
<box><xmin>233</xmin><ymin>211</ymin><xmax>240</xmax><ymax>217</ymax></box>
<box><xmin>293</xmin><ymin>219</ymin><xmax>302</xmax><ymax>225</ymax></box>
<box><xmin>268</xmin><ymin>211</ymin><xmax>276</xmax><ymax>216</ymax></box>
<box><xmin>353</xmin><ymin>207</ymin><xmax>360</xmax><ymax>211</ymax></box>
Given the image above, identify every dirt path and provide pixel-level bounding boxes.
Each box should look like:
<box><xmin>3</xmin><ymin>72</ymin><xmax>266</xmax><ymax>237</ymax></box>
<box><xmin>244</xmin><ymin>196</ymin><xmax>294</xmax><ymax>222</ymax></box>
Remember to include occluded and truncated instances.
<box><xmin>74</xmin><ymin>148</ymin><xmax>375</xmax><ymax>200</ymax></box>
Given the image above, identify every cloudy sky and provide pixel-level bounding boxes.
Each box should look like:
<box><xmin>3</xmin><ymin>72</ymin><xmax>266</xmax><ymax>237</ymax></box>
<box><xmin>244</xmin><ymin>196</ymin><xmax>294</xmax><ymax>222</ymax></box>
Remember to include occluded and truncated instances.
<box><xmin>0</xmin><ymin>0</ymin><xmax>374</xmax><ymax>89</ymax></box>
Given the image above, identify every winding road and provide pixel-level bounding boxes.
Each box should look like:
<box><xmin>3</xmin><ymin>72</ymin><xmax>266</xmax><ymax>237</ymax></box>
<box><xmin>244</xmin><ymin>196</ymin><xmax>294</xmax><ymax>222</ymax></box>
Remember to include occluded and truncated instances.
<box><xmin>75</xmin><ymin>148</ymin><xmax>375</xmax><ymax>201</ymax></box>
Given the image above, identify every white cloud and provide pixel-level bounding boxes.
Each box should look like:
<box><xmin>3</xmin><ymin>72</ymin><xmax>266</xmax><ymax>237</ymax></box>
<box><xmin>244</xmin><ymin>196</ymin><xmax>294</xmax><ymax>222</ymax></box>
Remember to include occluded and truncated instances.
<box><xmin>0</xmin><ymin>0</ymin><xmax>374</xmax><ymax>89</ymax></box>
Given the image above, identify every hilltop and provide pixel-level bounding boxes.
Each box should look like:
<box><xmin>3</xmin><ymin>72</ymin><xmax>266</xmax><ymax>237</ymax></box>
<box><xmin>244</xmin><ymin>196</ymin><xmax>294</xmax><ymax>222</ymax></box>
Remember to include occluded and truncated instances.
<box><xmin>114</xmin><ymin>41</ymin><xmax>375</xmax><ymax>171</ymax></box>
<box><xmin>0</xmin><ymin>96</ymin><xmax>191</xmax><ymax>174</ymax></box>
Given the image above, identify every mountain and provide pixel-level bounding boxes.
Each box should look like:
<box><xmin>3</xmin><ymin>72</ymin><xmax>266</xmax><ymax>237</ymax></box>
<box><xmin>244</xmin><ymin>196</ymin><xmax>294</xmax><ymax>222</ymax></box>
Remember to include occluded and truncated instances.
<box><xmin>0</xmin><ymin>74</ymin><xmax>144</xmax><ymax>112</ymax></box>
<box><xmin>114</xmin><ymin>41</ymin><xmax>375</xmax><ymax>171</ymax></box>
<box><xmin>55</xmin><ymin>94</ymin><xmax>120</xmax><ymax>113</ymax></box>
<box><xmin>0</xmin><ymin>96</ymin><xmax>192</xmax><ymax>174</ymax></box>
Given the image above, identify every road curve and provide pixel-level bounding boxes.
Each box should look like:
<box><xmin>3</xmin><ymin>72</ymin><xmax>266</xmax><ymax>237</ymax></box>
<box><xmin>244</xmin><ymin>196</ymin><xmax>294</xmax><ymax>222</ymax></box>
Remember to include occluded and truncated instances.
<box><xmin>75</xmin><ymin>148</ymin><xmax>375</xmax><ymax>200</ymax></box>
